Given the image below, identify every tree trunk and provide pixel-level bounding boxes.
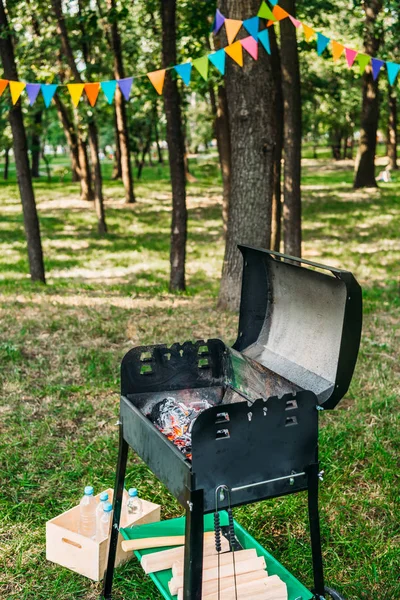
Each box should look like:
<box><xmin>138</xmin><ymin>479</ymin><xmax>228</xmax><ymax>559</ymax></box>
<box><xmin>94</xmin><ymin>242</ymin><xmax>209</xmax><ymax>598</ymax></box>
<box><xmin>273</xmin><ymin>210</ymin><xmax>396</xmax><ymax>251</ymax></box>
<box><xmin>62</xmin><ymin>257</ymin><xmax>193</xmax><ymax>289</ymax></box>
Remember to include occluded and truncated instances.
<box><xmin>217</xmin><ymin>0</ymin><xmax>276</xmax><ymax>310</ymax></box>
<box><xmin>153</xmin><ymin>102</ymin><xmax>164</xmax><ymax>164</ymax></box>
<box><xmin>31</xmin><ymin>109</ymin><xmax>42</xmax><ymax>178</ymax></box>
<box><xmin>269</xmin><ymin>25</ymin><xmax>283</xmax><ymax>253</ymax></box>
<box><xmin>210</xmin><ymin>81</ymin><xmax>231</xmax><ymax>237</ymax></box>
<box><xmin>388</xmin><ymin>87</ymin><xmax>398</xmax><ymax>170</ymax></box>
<box><xmin>354</xmin><ymin>0</ymin><xmax>383</xmax><ymax>188</ymax></box>
<box><xmin>112</xmin><ymin>109</ymin><xmax>122</xmax><ymax>179</ymax></box>
<box><xmin>3</xmin><ymin>146</ymin><xmax>10</xmax><ymax>180</ymax></box>
<box><xmin>0</xmin><ymin>0</ymin><xmax>45</xmax><ymax>283</ymax></box>
<box><xmin>280</xmin><ymin>0</ymin><xmax>302</xmax><ymax>258</ymax></box>
<box><xmin>137</xmin><ymin>131</ymin><xmax>152</xmax><ymax>180</ymax></box>
<box><xmin>88</xmin><ymin>121</ymin><xmax>107</xmax><ymax>235</ymax></box>
<box><xmin>106</xmin><ymin>0</ymin><xmax>135</xmax><ymax>203</ymax></box>
<box><xmin>161</xmin><ymin>0</ymin><xmax>187</xmax><ymax>291</ymax></box>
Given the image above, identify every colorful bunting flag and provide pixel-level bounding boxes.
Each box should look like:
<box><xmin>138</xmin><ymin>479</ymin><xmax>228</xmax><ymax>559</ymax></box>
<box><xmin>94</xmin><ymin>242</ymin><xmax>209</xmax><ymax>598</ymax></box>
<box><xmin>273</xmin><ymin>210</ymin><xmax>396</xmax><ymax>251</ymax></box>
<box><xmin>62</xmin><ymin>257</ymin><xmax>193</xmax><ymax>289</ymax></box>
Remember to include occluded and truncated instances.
<box><xmin>101</xmin><ymin>80</ymin><xmax>117</xmax><ymax>104</ymax></box>
<box><xmin>332</xmin><ymin>41</ymin><xmax>344</xmax><ymax>62</ymax></box>
<box><xmin>0</xmin><ymin>79</ymin><xmax>8</xmax><ymax>96</ymax></box>
<box><xmin>118</xmin><ymin>77</ymin><xmax>133</xmax><ymax>101</ymax></box>
<box><xmin>371</xmin><ymin>58</ymin><xmax>384</xmax><ymax>80</ymax></box>
<box><xmin>302</xmin><ymin>24</ymin><xmax>315</xmax><ymax>42</ymax></box>
<box><xmin>174</xmin><ymin>63</ymin><xmax>192</xmax><ymax>86</ymax></box>
<box><xmin>9</xmin><ymin>81</ymin><xmax>26</xmax><ymax>105</ymax></box>
<box><xmin>240</xmin><ymin>36</ymin><xmax>258</xmax><ymax>61</ymax></box>
<box><xmin>26</xmin><ymin>83</ymin><xmax>41</xmax><ymax>106</ymax></box>
<box><xmin>272</xmin><ymin>5</ymin><xmax>289</xmax><ymax>21</ymax></box>
<box><xmin>225</xmin><ymin>41</ymin><xmax>244</xmax><ymax>67</ymax></box>
<box><xmin>317</xmin><ymin>33</ymin><xmax>330</xmax><ymax>56</ymax></box>
<box><xmin>243</xmin><ymin>16</ymin><xmax>259</xmax><ymax>39</ymax></box>
<box><xmin>258</xmin><ymin>29</ymin><xmax>271</xmax><ymax>55</ymax></box>
<box><xmin>208</xmin><ymin>49</ymin><xmax>226</xmax><ymax>75</ymax></box>
<box><xmin>270</xmin><ymin>0</ymin><xmax>279</xmax><ymax>5</ymax></box>
<box><xmin>212</xmin><ymin>8</ymin><xmax>225</xmax><ymax>34</ymax></box>
<box><xmin>258</xmin><ymin>1</ymin><xmax>276</xmax><ymax>21</ymax></box>
<box><xmin>224</xmin><ymin>18</ymin><xmax>242</xmax><ymax>45</ymax></box>
<box><xmin>387</xmin><ymin>62</ymin><xmax>400</xmax><ymax>86</ymax></box>
<box><xmin>85</xmin><ymin>82</ymin><xmax>100</xmax><ymax>106</ymax></box>
<box><xmin>345</xmin><ymin>48</ymin><xmax>358</xmax><ymax>68</ymax></box>
<box><xmin>357</xmin><ymin>54</ymin><xmax>370</xmax><ymax>74</ymax></box>
<box><xmin>289</xmin><ymin>15</ymin><xmax>301</xmax><ymax>28</ymax></box>
<box><xmin>68</xmin><ymin>83</ymin><xmax>84</xmax><ymax>107</ymax></box>
<box><xmin>147</xmin><ymin>70</ymin><xmax>166</xmax><ymax>95</ymax></box>
<box><xmin>41</xmin><ymin>84</ymin><xmax>58</xmax><ymax>107</ymax></box>
<box><xmin>193</xmin><ymin>56</ymin><xmax>209</xmax><ymax>80</ymax></box>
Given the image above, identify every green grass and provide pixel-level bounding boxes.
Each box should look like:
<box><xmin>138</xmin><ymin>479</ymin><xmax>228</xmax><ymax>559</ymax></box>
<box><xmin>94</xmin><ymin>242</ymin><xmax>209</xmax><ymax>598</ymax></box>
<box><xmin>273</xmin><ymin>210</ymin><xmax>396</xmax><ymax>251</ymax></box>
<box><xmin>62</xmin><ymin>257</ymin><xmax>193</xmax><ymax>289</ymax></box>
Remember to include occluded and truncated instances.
<box><xmin>0</xmin><ymin>156</ymin><xmax>399</xmax><ymax>599</ymax></box>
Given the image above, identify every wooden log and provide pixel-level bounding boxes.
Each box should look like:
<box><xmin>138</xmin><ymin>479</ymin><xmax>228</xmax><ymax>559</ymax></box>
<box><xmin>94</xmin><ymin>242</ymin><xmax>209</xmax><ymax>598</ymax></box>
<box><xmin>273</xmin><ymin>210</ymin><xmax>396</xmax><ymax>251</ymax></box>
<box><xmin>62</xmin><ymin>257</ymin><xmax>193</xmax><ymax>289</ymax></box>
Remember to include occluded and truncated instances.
<box><xmin>176</xmin><ymin>570</ymin><xmax>269</xmax><ymax>600</ymax></box>
<box><xmin>140</xmin><ymin>536</ymin><xmax>230</xmax><ymax>574</ymax></box>
<box><xmin>121</xmin><ymin>530</ymin><xmax>215</xmax><ymax>553</ymax></box>
<box><xmin>172</xmin><ymin>549</ymin><xmax>257</xmax><ymax>578</ymax></box>
<box><xmin>203</xmin><ymin>574</ymin><xmax>287</xmax><ymax>600</ymax></box>
<box><xmin>168</xmin><ymin>556</ymin><xmax>266</xmax><ymax>596</ymax></box>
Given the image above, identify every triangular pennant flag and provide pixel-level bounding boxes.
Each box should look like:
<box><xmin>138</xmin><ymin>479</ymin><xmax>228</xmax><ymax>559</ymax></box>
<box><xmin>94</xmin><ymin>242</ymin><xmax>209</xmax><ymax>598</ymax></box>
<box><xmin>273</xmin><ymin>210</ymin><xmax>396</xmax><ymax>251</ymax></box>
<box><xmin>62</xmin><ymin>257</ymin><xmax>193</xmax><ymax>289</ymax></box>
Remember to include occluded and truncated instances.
<box><xmin>258</xmin><ymin>29</ymin><xmax>271</xmax><ymax>55</ymax></box>
<box><xmin>317</xmin><ymin>33</ymin><xmax>330</xmax><ymax>56</ymax></box>
<box><xmin>0</xmin><ymin>79</ymin><xmax>8</xmax><ymax>96</ymax></box>
<box><xmin>41</xmin><ymin>84</ymin><xmax>58</xmax><ymax>108</ymax></box>
<box><xmin>243</xmin><ymin>16</ymin><xmax>259</xmax><ymax>39</ymax></box>
<box><xmin>272</xmin><ymin>5</ymin><xmax>289</xmax><ymax>21</ymax></box>
<box><xmin>302</xmin><ymin>24</ymin><xmax>315</xmax><ymax>42</ymax></box>
<box><xmin>67</xmin><ymin>83</ymin><xmax>85</xmax><ymax>107</ymax></box>
<box><xmin>9</xmin><ymin>81</ymin><xmax>26</xmax><ymax>105</ymax></box>
<box><xmin>26</xmin><ymin>83</ymin><xmax>41</xmax><ymax>106</ymax></box>
<box><xmin>371</xmin><ymin>58</ymin><xmax>384</xmax><ymax>80</ymax></box>
<box><xmin>212</xmin><ymin>8</ymin><xmax>225</xmax><ymax>34</ymax></box>
<box><xmin>240</xmin><ymin>36</ymin><xmax>258</xmax><ymax>61</ymax></box>
<box><xmin>224</xmin><ymin>18</ymin><xmax>242</xmax><ymax>45</ymax></box>
<box><xmin>387</xmin><ymin>62</ymin><xmax>400</xmax><ymax>86</ymax></box>
<box><xmin>357</xmin><ymin>54</ymin><xmax>371</xmax><ymax>75</ymax></box>
<box><xmin>85</xmin><ymin>82</ymin><xmax>100</xmax><ymax>106</ymax></box>
<box><xmin>332</xmin><ymin>40</ymin><xmax>344</xmax><ymax>62</ymax></box>
<box><xmin>118</xmin><ymin>77</ymin><xmax>133</xmax><ymax>101</ymax></box>
<box><xmin>174</xmin><ymin>63</ymin><xmax>192</xmax><ymax>86</ymax></box>
<box><xmin>225</xmin><ymin>41</ymin><xmax>244</xmax><ymax>67</ymax></box>
<box><xmin>258</xmin><ymin>1</ymin><xmax>276</xmax><ymax>21</ymax></box>
<box><xmin>289</xmin><ymin>15</ymin><xmax>301</xmax><ymax>28</ymax></box>
<box><xmin>208</xmin><ymin>49</ymin><xmax>226</xmax><ymax>75</ymax></box>
<box><xmin>193</xmin><ymin>56</ymin><xmax>209</xmax><ymax>80</ymax></box>
<box><xmin>101</xmin><ymin>80</ymin><xmax>117</xmax><ymax>104</ymax></box>
<box><xmin>345</xmin><ymin>48</ymin><xmax>358</xmax><ymax>68</ymax></box>
<box><xmin>147</xmin><ymin>69</ymin><xmax>166</xmax><ymax>95</ymax></box>
<box><xmin>269</xmin><ymin>0</ymin><xmax>279</xmax><ymax>5</ymax></box>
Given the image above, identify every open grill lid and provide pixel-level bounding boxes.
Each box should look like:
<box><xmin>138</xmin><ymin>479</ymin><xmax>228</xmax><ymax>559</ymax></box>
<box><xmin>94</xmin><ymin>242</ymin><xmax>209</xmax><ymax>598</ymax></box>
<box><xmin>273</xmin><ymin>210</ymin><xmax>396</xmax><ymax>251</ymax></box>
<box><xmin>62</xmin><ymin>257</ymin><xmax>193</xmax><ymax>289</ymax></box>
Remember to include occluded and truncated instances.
<box><xmin>233</xmin><ymin>246</ymin><xmax>362</xmax><ymax>409</ymax></box>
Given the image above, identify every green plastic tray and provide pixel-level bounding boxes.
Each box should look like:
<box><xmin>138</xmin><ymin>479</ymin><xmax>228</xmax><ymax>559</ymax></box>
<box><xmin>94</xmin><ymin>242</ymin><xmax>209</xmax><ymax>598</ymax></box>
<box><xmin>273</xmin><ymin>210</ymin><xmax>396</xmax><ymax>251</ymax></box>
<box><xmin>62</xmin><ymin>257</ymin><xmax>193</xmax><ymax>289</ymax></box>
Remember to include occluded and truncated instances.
<box><xmin>121</xmin><ymin>514</ymin><xmax>313</xmax><ymax>600</ymax></box>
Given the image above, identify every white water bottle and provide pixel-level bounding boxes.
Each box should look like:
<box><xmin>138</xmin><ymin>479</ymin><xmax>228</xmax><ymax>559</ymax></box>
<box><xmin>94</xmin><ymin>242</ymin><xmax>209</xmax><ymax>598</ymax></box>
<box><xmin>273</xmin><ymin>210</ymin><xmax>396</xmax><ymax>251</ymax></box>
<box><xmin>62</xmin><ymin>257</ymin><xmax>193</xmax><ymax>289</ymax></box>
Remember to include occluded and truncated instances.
<box><xmin>96</xmin><ymin>491</ymin><xmax>109</xmax><ymax>530</ymax></box>
<box><xmin>79</xmin><ymin>486</ymin><xmax>96</xmax><ymax>539</ymax></box>
<box><xmin>98</xmin><ymin>502</ymin><xmax>113</xmax><ymax>541</ymax></box>
<box><xmin>126</xmin><ymin>488</ymin><xmax>142</xmax><ymax>518</ymax></box>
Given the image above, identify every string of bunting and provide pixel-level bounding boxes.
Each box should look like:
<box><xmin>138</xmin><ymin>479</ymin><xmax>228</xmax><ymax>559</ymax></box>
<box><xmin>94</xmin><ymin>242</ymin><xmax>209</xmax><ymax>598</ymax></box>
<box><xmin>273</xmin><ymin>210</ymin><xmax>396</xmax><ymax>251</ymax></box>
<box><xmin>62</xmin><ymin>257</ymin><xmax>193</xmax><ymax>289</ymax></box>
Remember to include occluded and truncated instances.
<box><xmin>0</xmin><ymin>1</ymin><xmax>398</xmax><ymax>110</ymax></box>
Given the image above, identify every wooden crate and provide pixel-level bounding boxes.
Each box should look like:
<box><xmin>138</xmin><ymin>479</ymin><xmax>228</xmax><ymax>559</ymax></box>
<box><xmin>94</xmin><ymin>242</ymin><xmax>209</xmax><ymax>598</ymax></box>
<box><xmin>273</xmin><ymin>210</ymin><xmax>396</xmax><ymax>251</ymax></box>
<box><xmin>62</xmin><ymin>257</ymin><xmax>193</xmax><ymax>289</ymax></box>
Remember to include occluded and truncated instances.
<box><xmin>46</xmin><ymin>488</ymin><xmax>161</xmax><ymax>581</ymax></box>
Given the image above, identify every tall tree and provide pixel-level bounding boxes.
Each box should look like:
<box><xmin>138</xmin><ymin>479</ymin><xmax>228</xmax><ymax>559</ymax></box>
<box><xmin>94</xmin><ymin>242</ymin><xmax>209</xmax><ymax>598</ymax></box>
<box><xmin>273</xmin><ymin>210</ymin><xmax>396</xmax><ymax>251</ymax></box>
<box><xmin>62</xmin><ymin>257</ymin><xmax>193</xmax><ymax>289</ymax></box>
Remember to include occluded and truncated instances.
<box><xmin>0</xmin><ymin>0</ymin><xmax>46</xmax><ymax>283</ymax></box>
<box><xmin>31</xmin><ymin>109</ymin><xmax>42</xmax><ymax>178</ymax></box>
<box><xmin>269</xmin><ymin>25</ymin><xmax>283</xmax><ymax>253</ymax></box>
<box><xmin>387</xmin><ymin>86</ymin><xmax>397</xmax><ymax>170</ymax></box>
<box><xmin>161</xmin><ymin>0</ymin><xmax>188</xmax><ymax>291</ymax></box>
<box><xmin>217</xmin><ymin>0</ymin><xmax>276</xmax><ymax>310</ymax></box>
<box><xmin>354</xmin><ymin>0</ymin><xmax>383</xmax><ymax>188</ymax></box>
<box><xmin>280</xmin><ymin>0</ymin><xmax>302</xmax><ymax>257</ymax></box>
<box><xmin>106</xmin><ymin>0</ymin><xmax>135</xmax><ymax>203</ymax></box>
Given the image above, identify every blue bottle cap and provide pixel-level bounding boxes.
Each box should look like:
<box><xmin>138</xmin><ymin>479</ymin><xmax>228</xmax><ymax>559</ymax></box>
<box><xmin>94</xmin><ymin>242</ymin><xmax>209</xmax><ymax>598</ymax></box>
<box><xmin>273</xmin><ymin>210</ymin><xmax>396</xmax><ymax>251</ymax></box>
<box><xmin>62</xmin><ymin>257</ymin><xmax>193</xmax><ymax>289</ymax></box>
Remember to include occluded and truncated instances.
<box><xmin>99</xmin><ymin>492</ymin><xmax>109</xmax><ymax>502</ymax></box>
<box><xmin>103</xmin><ymin>502</ymin><xmax>113</xmax><ymax>513</ymax></box>
<box><xmin>84</xmin><ymin>486</ymin><xmax>94</xmax><ymax>495</ymax></box>
<box><xmin>128</xmin><ymin>488</ymin><xmax>138</xmax><ymax>497</ymax></box>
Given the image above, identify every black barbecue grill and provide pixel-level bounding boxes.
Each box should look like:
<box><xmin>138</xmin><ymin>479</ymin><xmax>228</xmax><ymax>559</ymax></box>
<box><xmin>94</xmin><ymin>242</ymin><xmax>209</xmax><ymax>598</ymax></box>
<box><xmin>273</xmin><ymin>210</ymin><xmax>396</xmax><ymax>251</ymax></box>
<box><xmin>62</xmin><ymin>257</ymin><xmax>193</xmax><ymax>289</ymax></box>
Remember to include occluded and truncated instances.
<box><xmin>102</xmin><ymin>246</ymin><xmax>362</xmax><ymax>600</ymax></box>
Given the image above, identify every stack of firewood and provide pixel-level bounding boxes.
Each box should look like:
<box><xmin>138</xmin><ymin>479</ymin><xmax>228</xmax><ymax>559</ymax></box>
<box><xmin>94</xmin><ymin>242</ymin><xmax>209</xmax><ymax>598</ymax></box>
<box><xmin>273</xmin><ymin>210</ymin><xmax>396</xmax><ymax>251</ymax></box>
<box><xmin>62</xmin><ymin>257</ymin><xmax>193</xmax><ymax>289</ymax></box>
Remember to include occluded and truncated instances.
<box><xmin>138</xmin><ymin>532</ymin><xmax>287</xmax><ymax>599</ymax></box>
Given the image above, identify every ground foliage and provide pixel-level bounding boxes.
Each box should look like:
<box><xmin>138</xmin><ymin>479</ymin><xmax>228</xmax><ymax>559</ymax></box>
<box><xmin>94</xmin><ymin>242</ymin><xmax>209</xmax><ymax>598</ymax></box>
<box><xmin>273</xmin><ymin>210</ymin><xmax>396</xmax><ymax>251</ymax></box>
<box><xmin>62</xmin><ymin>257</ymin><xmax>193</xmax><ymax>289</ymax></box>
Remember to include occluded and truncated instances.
<box><xmin>0</xmin><ymin>156</ymin><xmax>399</xmax><ymax>599</ymax></box>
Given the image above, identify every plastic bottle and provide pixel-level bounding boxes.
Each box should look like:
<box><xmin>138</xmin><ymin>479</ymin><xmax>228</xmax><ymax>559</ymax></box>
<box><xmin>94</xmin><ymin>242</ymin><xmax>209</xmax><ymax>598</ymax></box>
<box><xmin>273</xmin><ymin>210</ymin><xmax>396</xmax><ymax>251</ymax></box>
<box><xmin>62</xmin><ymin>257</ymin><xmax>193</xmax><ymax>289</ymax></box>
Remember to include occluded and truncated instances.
<box><xmin>98</xmin><ymin>502</ymin><xmax>113</xmax><ymax>542</ymax></box>
<box><xmin>126</xmin><ymin>488</ymin><xmax>142</xmax><ymax>519</ymax></box>
<box><xmin>95</xmin><ymin>491</ymin><xmax>109</xmax><ymax>532</ymax></box>
<box><xmin>79</xmin><ymin>486</ymin><xmax>96</xmax><ymax>539</ymax></box>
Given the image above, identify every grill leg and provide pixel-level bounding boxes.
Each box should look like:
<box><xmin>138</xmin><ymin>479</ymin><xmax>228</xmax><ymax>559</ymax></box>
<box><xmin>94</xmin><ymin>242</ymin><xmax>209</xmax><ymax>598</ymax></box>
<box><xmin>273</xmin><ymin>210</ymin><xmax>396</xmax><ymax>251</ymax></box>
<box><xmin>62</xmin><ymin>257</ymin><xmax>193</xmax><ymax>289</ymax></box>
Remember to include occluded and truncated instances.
<box><xmin>183</xmin><ymin>489</ymin><xmax>204</xmax><ymax>600</ymax></box>
<box><xmin>307</xmin><ymin>463</ymin><xmax>325</xmax><ymax>599</ymax></box>
<box><xmin>102</xmin><ymin>423</ymin><xmax>129</xmax><ymax>600</ymax></box>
